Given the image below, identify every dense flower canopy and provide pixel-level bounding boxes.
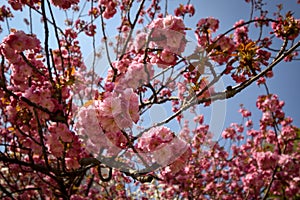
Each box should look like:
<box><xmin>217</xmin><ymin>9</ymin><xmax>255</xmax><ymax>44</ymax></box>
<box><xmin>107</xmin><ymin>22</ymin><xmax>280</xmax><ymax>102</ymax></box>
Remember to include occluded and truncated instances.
<box><xmin>0</xmin><ymin>0</ymin><xmax>299</xmax><ymax>199</ymax></box>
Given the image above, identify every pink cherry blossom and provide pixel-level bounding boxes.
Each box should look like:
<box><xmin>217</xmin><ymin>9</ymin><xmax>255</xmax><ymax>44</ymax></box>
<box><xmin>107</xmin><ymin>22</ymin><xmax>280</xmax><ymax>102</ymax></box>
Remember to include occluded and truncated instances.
<box><xmin>51</xmin><ymin>0</ymin><xmax>79</xmax><ymax>9</ymax></box>
<box><xmin>2</xmin><ymin>30</ymin><xmax>40</xmax><ymax>52</ymax></box>
<box><xmin>118</xmin><ymin>61</ymin><xmax>154</xmax><ymax>90</ymax></box>
<box><xmin>197</xmin><ymin>17</ymin><xmax>219</xmax><ymax>33</ymax></box>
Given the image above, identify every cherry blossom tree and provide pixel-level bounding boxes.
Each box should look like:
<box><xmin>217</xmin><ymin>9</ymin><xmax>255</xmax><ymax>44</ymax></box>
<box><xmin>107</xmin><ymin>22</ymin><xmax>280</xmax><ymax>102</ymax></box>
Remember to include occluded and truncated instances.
<box><xmin>0</xmin><ymin>0</ymin><xmax>299</xmax><ymax>199</ymax></box>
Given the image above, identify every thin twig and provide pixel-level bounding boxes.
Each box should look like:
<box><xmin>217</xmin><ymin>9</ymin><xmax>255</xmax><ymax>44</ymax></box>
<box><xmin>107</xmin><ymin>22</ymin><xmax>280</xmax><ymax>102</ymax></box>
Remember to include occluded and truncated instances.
<box><xmin>120</xmin><ymin>0</ymin><xmax>146</xmax><ymax>59</ymax></box>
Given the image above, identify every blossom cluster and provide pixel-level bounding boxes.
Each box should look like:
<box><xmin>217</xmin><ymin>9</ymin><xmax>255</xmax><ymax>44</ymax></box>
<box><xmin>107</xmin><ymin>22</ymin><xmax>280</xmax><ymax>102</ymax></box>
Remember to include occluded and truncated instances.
<box><xmin>0</xmin><ymin>0</ymin><xmax>299</xmax><ymax>199</ymax></box>
<box><xmin>136</xmin><ymin>126</ymin><xmax>191</xmax><ymax>173</ymax></box>
<box><xmin>272</xmin><ymin>12</ymin><xmax>300</xmax><ymax>40</ymax></box>
<box><xmin>51</xmin><ymin>0</ymin><xmax>79</xmax><ymax>9</ymax></box>
<box><xmin>7</xmin><ymin>0</ymin><xmax>40</xmax><ymax>11</ymax></box>
<box><xmin>157</xmin><ymin>95</ymin><xmax>299</xmax><ymax>199</ymax></box>
<box><xmin>99</xmin><ymin>0</ymin><xmax>118</xmax><ymax>19</ymax></box>
<box><xmin>174</xmin><ymin>4</ymin><xmax>195</xmax><ymax>17</ymax></box>
<box><xmin>75</xmin><ymin>88</ymin><xmax>139</xmax><ymax>155</ymax></box>
<box><xmin>148</xmin><ymin>15</ymin><xmax>186</xmax><ymax>54</ymax></box>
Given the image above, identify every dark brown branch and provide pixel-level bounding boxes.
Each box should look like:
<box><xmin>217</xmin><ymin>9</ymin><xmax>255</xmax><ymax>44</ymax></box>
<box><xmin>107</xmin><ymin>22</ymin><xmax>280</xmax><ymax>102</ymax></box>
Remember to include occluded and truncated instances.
<box><xmin>0</xmin><ymin>154</ymin><xmax>52</xmax><ymax>177</ymax></box>
<box><xmin>99</xmin><ymin>6</ymin><xmax>115</xmax><ymax>74</ymax></box>
<box><xmin>41</xmin><ymin>0</ymin><xmax>54</xmax><ymax>83</ymax></box>
<box><xmin>32</xmin><ymin>109</ymin><xmax>51</xmax><ymax>171</ymax></box>
<box><xmin>120</xmin><ymin>0</ymin><xmax>146</xmax><ymax>59</ymax></box>
<box><xmin>85</xmin><ymin>174</ymin><xmax>94</xmax><ymax>196</ymax></box>
<box><xmin>46</xmin><ymin>0</ymin><xmax>65</xmax><ymax>75</ymax></box>
<box><xmin>0</xmin><ymin>184</ymin><xmax>14</xmax><ymax>199</ymax></box>
<box><xmin>20</xmin><ymin>52</ymin><xmax>46</xmax><ymax>77</ymax></box>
